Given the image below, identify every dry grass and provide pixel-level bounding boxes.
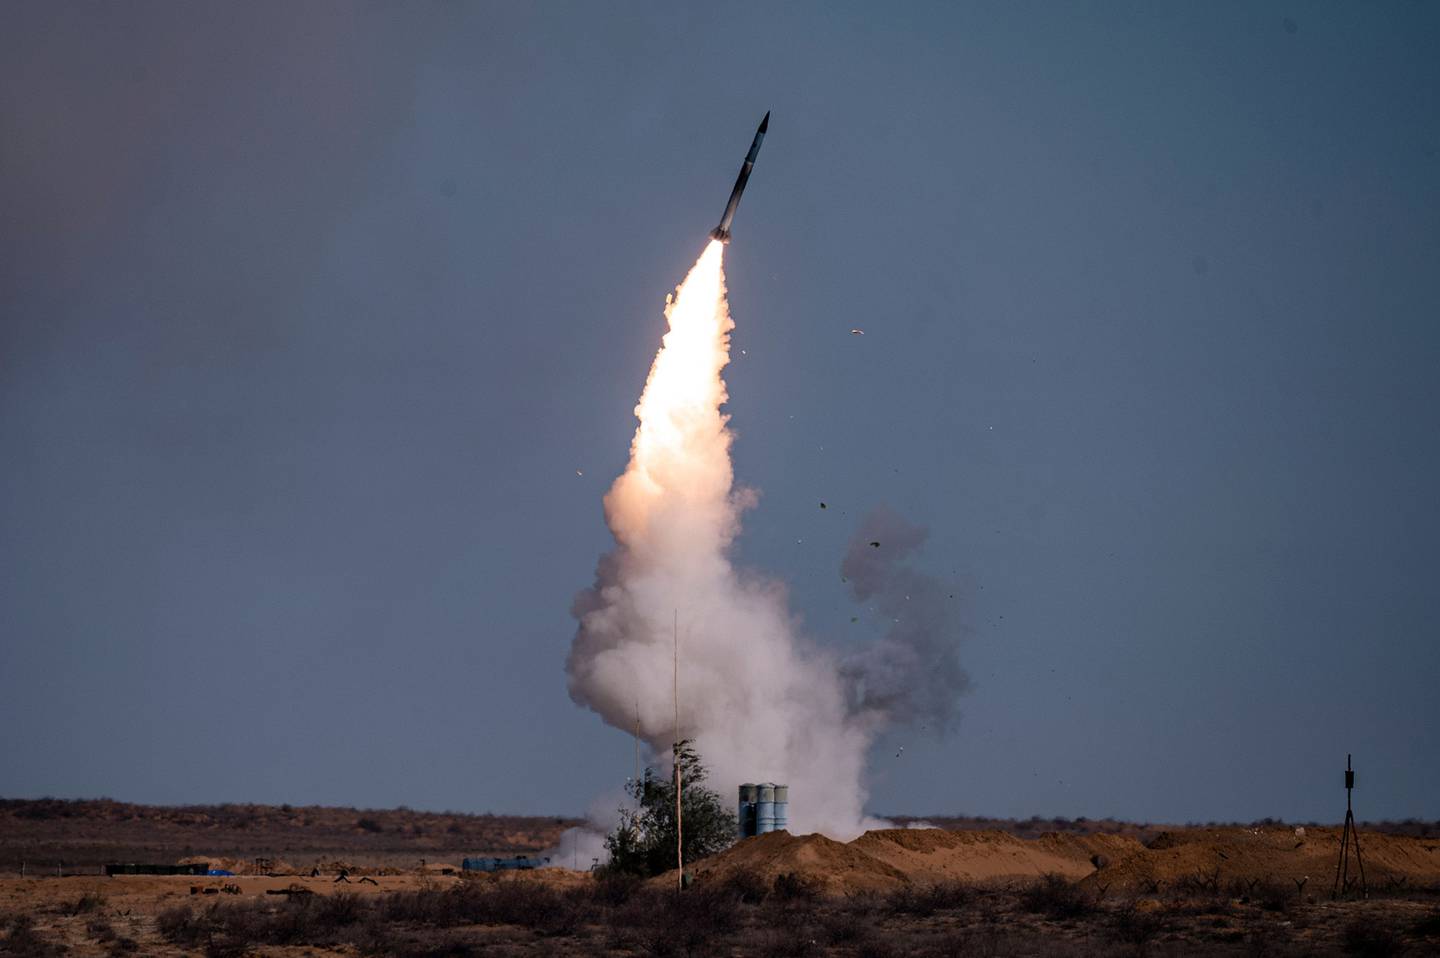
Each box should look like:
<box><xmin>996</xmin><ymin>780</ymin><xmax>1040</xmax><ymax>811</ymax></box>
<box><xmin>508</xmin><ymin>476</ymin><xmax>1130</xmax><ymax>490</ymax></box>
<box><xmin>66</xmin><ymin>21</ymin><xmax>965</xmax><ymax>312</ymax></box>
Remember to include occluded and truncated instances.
<box><xmin>7</xmin><ymin>871</ymin><xmax>1440</xmax><ymax>956</ymax></box>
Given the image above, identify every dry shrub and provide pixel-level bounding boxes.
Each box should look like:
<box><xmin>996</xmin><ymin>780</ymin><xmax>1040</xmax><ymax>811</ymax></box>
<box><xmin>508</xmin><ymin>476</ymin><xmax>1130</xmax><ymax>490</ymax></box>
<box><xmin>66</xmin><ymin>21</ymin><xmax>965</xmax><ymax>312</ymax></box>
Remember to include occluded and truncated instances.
<box><xmin>718</xmin><ymin>868</ymin><xmax>769</xmax><ymax>904</ymax></box>
<box><xmin>1019</xmin><ymin>875</ymin><xmax>1095</xmax><ymax>920</ymax></box>
<box><xmin>855</xmin><ymin>938</ymin><xmax>906</xmax><ymax>958</ymax></box>
<box><xmin>86</xmin><ymin>916</ymin><xmax>117</xmax><ymax>942</ymax></box>
<box><xmin>1253</xmin><ymin>881</ymin><xmax>1293</xmax><ymax>913</ymax></box>
<box><xmin>1</xmin><ymin>915</ymin><xmax>65</xmax><ymax>958</ymax></box>
<box><xmin>740</xmin><ymin>925</ymin><xmax>819</xmax><ymax>957</ymax></box>
<box><xmin>884</xmin><ymin>881</ymin><xmax>975</xmax><ymax>918</ymax></box>
<box><xmin>60</xmin><ymin>890</ymin><xmax>106</xmax><ymax>916</ymax></box>
<box><xmin>608</xmin><ymin>886</ymin><xmax>743</xmax><ymax>956</ymax></box>
<box><xmin>1412</xmin><ymin>910</ymin><xmax>1440</xmax><ymax>938</ymax></box>
<box><xmin>1110</xmin><ymin>901</ymin><xmax>1169</xmax><ymax>949</ymax></box>
<box><xmin>590</xmin><ymin>870</ymin><xmax>643</xmax><ymax>907</ymax></box>
<box><xmin>818</xmin><ymin>908</ymin><xmax>870</xmax><ymax>945</ymax></box>
<box><xmin>156</xmin><ymin>904</ymin><xmax>207</xmax><ymax>947</ymax></box>
<box><xmin>772</xmin><ymin>872</ymin><xmax>822</xmax><ymax>904</ymax></box>
<box><xmin>315</xmin><ymin>891</ymin><xmax>365</xmax><ymax>926</ymax></box>
<box><xmin>1341</xmin><ymin>914</ymin><xmax>1406</xmax><ymax>957</ymax></box>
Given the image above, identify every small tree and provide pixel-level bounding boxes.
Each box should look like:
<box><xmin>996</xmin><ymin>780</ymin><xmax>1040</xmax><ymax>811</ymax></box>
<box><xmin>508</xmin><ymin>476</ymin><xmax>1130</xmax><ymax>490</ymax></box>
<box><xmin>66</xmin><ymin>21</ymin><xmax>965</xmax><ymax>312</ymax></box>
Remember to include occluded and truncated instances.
<box><xmin>604</xmin><ymin>740</ymin><xmax>736</xmax><ymax>877</ymax></box>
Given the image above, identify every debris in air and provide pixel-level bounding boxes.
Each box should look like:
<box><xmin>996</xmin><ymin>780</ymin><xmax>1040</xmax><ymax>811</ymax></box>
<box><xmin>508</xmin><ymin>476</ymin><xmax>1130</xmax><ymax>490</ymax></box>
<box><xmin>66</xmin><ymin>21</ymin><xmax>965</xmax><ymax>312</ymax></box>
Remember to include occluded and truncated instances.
<box><xmin>869</xmin><ymin>541</ymin><xmax>881</xmax><ymax>548</ymax></box>
<box><xmin>850</xmin><ymin>329</ymin><xmax>865</xmax><ymax>335</ymax></box>
<box><xmin>820</xmin><ymin>502</ymin><xmax>827</xmax><ymax>509</ymax></box>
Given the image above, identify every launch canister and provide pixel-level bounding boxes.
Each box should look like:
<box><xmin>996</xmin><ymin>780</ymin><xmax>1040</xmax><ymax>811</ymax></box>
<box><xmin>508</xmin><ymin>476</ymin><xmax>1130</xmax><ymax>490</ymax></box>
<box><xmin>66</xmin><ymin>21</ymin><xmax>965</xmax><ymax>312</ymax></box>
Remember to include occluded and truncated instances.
<box><xmin>710</xmin><ymin>111</ymin><xmax>769</xmax><ymax>243</ymax></box>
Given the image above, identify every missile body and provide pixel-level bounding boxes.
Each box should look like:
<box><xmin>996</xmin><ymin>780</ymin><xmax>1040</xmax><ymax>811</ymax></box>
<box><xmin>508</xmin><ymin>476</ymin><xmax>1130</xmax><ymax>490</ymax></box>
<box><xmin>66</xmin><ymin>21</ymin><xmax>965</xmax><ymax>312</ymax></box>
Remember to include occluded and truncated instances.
<box><xmin>710</xmin><ymin>111</ymin><xmax>769</xmax><ymax>243</ymax></box>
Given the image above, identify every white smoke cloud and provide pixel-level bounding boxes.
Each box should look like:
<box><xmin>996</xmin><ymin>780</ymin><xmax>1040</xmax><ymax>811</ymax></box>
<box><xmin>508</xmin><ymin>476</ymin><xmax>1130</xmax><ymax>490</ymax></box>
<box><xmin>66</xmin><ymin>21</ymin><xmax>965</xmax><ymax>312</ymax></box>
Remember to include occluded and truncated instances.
<box><xmin>567</xmin><ymin>242</ymin><xmax>965</xmax><ymax>839</ymax></box>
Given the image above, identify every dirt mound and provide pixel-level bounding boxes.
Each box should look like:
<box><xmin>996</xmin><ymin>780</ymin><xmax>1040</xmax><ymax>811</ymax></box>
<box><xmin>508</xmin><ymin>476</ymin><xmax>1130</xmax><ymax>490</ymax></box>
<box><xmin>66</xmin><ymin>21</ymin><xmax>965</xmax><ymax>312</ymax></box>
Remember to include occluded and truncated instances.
<box><xmin>680</xmin><ymin>831</ymin><xmax>910</xmax><ymax>895</ymax></box>
<box><xmin>1082</xmin><ymin>828</ymin><xmax>1440</xmax><ymax>891</ymax></box>
<box><xmin>670</xmin><ymin>827</ymin><xmax>1440</xmax><ymax>898</ymax></box>
<box><xmin>854</xmin><ymin>829</ymin><xmax>1121</xmax><ymax>883</ymax></box>
<box><xmin>1034</xmin><ymin>831</ymin><xmax>1148</xmax><ymax>866</ymax></box>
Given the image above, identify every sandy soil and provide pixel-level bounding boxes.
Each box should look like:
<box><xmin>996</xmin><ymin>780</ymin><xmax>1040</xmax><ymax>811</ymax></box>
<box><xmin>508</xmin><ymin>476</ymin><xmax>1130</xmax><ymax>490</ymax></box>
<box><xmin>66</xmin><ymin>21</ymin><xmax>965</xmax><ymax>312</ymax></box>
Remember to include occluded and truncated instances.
<box><xmin>5</xmin><ymin>827</ymin><xmax>1439</xmax><ymax>955</ymax></box>
<box><xmin>661</xmin><ymin>825</ymin><xmax>1440</xmax><ymax>897</ymax></box>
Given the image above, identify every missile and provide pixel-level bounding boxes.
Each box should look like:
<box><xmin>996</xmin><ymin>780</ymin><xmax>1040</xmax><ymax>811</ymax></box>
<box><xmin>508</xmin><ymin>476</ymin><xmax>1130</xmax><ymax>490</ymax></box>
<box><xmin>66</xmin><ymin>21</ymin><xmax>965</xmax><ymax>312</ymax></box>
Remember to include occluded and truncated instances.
<box><xmin>709</xmin><ymin>111</ymin><xmax>769</xmax><ymax>243</ymax></box>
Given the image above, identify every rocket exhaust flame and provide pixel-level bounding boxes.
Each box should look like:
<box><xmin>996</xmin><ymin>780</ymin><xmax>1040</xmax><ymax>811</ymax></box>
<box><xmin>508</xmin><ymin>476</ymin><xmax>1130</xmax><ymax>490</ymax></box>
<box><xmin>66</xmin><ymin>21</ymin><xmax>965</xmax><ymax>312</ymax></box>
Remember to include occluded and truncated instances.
<box><xmin>568</xmin><ymin>239</ymin><xmax>967</xmax><ymax>840</ymax></box>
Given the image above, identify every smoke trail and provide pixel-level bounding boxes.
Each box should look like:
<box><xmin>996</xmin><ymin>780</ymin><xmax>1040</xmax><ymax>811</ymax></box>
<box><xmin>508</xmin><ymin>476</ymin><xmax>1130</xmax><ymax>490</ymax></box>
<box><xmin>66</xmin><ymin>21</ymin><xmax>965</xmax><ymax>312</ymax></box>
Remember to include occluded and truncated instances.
<box><xmin>839</xmin><ymin>507</ymin><xmax>970</xmax><ymax>731</ymax></box>
<box><xmin>567</xmin><ymin>242</ymin><xmax>964</xmax><ymax>838</ymax></box>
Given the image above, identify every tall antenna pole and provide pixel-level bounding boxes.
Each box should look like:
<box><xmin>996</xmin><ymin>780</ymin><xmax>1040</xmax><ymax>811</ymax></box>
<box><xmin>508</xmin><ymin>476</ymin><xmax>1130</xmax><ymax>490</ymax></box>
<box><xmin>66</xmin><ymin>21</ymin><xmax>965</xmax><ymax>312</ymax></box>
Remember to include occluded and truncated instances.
<box><xmin>1332</xmin><ymin>753</ymin><xmax>1367</xmax><ymax>898</ymax></box>
<box><xmin>674</xmin><ymin>610</ymin><xmax>683</xmax><ymax>891</ymax></box>
<box><xmin>634</xmin><ymin>700</ymin><xmax>641</xmax><ymax>798</ymax></box>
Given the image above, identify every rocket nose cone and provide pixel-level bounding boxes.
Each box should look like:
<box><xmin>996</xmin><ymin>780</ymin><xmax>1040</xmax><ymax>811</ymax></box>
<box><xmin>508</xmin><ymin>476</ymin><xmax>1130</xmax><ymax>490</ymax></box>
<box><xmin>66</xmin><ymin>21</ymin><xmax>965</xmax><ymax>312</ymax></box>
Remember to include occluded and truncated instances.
<box><xmin>759</xmin><ymin>111</ymin><xmax>770</xmax><ymax>133</ymax></box>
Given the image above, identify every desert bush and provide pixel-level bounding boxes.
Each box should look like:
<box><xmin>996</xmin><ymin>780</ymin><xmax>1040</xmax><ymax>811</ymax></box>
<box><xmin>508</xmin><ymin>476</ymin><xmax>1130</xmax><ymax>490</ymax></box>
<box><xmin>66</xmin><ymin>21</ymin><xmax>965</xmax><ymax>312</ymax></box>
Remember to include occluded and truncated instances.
<box><xmin>742</xmin><ymin>925</ymin><xmax>819</xmax><ymax>957</ymax></box>
<box><xmin>1253</xmin><ymin>881</ymin><xmax>1293</xmax><ymax>913</ymax></box>
<box><xmin>61</xmin><ymin>890</ymin><xmax>105</xmax><ymax>916</ymax></box>
<box><xmin>718</xmin><ymin>868</ymin><xmax>770</xmax><ymax>904</ymax></box>
<box><xmin>104</xmin><ymin>936</ymin><xmax>139</xmax><ymax>956</ymax></box>
<box><xmin>1341</xmin><ymin>914</ymin><xmax>1407</xmax><ymax>957</ymax></box>
<box><xmin>1411</xmin><ymin>910</ymin><xmax>1440</xmax><ymax>938</ymax></box>
<box><xmin>669</xmin><ymin>885</ymin><xmax>743</xmax><ymax>936</ymax></box>
<box><xmin>591</xmin><ymin>870</ymin><xmax>644</xmax><ymax>907</ymax></box>
<box><xmin>884</xmin><ymin>881</ymin><xmax>975</xmax><ymax>918</ymax></box>
<box><xmin>1020</xmin><ymin>875</ymin><xmax>1095</xmax><ymax>919</ymax></box>
<box><xmin>315</xmin><ymin>892</ymin><xmax>366</xmax><ymax>928</ymax></box>
<box><xmin>156</xmin><ymin>904</ymin><xmax>207</xmax><ymax>947</ymax></box>
<box><xmin>1</xmin><ymin>914</ymin><xmax>65</xmax><ymax>958</ymax></box>
<box><xmin>1110</xmin><ymin>901</ymin><xmax>1168</xmax><ymax>948</ymax></box>
<box><xmin>468</xmin><ymin>880</ymin><xmax>566</xmax><ymax>929</ymax></box>
<box><xmin>86</xmin><ymin>916</ymin><xmax>116</xmax><ymax>942</ymax></box>
<box><xmin>854</xmin><ymin>939</ymin><xmax>906</xmax><ymax>958</ymax></box>
<box><xmin>772</xmin><ymin>871</ymin><xmax>822</xmax><ymax>904</ymax></box>
<box><xmin>610</xmin><ymin>885</ymin><xmax>743</xmax><ymax>955</ymax></box>
<box><xmin>355</xmin><ymin>817</ymin><xmax>384</xmax><ymax>833</ymax></box>
<box><xmin>818</xmin><ymin>908</ymin><xmax>870</xmax><ymax>945</ymax></box>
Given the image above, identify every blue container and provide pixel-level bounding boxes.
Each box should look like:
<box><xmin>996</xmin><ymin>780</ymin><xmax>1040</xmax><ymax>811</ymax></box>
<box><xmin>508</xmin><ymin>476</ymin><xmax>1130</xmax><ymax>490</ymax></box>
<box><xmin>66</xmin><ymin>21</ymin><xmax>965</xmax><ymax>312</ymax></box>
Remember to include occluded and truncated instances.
<box><xmin>755</xmin><ymin>783</ymin><xmax>776</xmax><ymax>834</ymax></box>
<box><xmin>773</xmin><ymin>784</ymin><xmax>788</xmax><ymax>831</ymax></box>
<box><xmin>462</xmin><ymin>855</ymin><xmax>547</xmax><ymax>872</ymax></box>
<box><xmin>737</xmin><ymin>783</ymin><xmax>758</xmax><ymax>838</ymax></box>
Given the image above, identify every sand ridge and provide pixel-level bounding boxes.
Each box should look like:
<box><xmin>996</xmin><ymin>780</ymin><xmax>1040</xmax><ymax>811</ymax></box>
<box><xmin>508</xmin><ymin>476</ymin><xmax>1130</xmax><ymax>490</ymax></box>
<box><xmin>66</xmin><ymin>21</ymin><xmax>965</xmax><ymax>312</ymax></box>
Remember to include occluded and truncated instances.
<box><xmin>665</xmin><ymin>827</ymin><xmax>1440</xmax><ymax>895</ymax></box>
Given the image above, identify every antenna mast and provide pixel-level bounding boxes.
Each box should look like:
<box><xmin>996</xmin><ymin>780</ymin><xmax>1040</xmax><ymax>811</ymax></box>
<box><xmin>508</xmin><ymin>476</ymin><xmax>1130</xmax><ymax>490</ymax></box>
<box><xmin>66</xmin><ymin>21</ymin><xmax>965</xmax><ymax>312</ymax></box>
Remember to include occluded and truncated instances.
<box><xmin>674</xmin><ymin>610</ymin><xmax>683</xmax><ymax>891</ymax></box>
<box><xmin>1332</xmin><ymin>753</ymin><xmax>1367</xmax><ymax>898</ymax></box>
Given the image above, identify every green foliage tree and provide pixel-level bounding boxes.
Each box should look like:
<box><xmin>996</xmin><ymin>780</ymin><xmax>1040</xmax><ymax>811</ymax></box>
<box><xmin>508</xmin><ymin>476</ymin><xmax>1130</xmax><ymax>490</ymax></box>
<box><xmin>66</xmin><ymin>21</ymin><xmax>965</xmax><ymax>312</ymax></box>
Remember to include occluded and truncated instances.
<box><xmin>604</xmin><ymin>740</ymin><xmax>736</xmax><ymax>877</ymax></box>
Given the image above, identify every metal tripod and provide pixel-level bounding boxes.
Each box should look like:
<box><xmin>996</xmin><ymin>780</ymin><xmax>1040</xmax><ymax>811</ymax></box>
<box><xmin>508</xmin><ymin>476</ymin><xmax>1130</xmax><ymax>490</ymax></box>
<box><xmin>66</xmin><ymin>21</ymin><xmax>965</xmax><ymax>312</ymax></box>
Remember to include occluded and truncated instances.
<box><xmin>1331</xmin><ymin>754</ymin><xmax>1367</xmax><ymax>899</ymax></box>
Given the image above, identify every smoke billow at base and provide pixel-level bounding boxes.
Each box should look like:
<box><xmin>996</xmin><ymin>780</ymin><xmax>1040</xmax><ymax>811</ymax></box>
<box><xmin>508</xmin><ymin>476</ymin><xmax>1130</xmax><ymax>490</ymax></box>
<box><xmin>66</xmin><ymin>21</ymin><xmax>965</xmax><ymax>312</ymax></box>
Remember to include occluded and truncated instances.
<box><xmin>566</xmin><ymin>241</ymin><xmax>966</xmax><ymax>843</ymax></box>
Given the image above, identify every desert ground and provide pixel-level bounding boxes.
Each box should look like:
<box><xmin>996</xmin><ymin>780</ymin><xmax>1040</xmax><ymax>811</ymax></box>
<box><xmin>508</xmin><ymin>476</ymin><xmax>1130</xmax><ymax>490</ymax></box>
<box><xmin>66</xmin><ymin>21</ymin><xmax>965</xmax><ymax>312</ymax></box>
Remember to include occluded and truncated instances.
<box><xmin>3</xmin><ymin>800</ymin><xmax>1438</xmax><ymax>956</ymax></box>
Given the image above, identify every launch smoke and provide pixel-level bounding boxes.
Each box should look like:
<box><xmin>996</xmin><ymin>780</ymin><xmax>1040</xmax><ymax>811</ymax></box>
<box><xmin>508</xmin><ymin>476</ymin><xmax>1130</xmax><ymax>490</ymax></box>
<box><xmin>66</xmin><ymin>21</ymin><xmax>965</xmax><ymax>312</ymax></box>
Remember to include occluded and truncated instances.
<box><xmin>839</xmin><ymin>506</ymin><xmax>970</xmax><ymax>731</ymax></box>
<box><xmin>567</xmin><ymin>241</ymin><xmax>965</xmax><ymax>838</ymax></box>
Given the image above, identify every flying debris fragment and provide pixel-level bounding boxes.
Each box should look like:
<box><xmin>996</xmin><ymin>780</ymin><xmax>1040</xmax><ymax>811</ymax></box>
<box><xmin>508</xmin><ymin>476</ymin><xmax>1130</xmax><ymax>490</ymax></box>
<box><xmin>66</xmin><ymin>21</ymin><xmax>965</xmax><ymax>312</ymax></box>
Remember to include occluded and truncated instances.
<box><xmin>869</xmin><ymin>541</ymin><xmax>881</xmax><ymax>548</ymax></box>
<box><xmin>850</xmin><ymin>329</ymin><xmax>865</xmax><ymax>336</ymax></box>
<box><xmin>710</xmin><ymin>112</ymin><xmax>769</xmax><ymax>243</ymax></box>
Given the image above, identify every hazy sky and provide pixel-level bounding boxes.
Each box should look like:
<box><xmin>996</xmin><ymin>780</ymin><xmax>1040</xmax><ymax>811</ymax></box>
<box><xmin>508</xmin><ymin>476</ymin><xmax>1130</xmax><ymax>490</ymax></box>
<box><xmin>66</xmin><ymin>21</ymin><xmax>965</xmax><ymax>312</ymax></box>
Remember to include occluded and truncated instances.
<box><xmin>3</xmin><ymin>1</ymin><xmax>1437</xmax><ymax>825</ymax></box>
